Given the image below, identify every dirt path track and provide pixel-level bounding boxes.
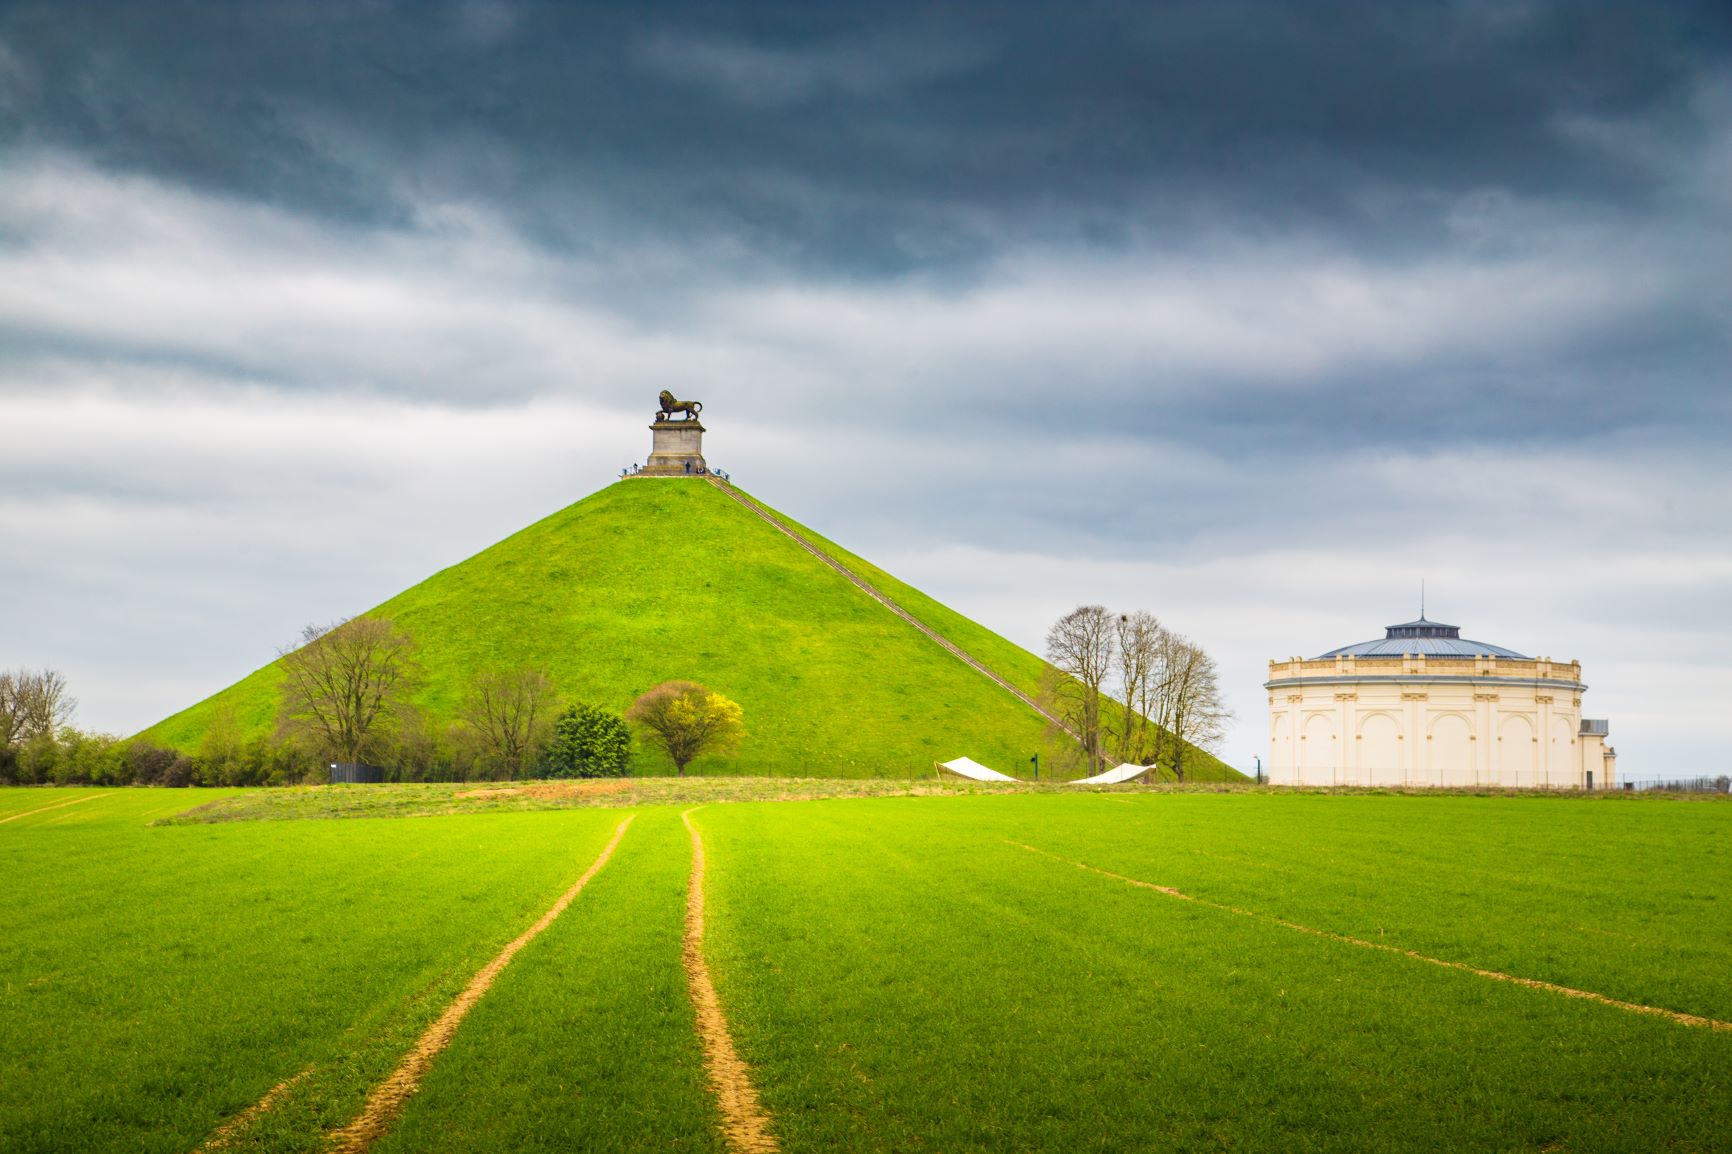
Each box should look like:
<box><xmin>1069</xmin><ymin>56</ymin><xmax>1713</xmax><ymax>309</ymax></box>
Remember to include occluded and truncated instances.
<box><xmin>0</xmin><ymin>793</ymin><xmax>110</xmax><ymax>825</ymax></box>
<box><xmin>324</xmin><ymin>815</ymin><xmax>635</xmax><ymax>1153</ymax></box>
<box><xmin>1012</xmin><ymin>840</ymin><xmax>1732</xmax><ymax>1032</ymax></box>
<box><xmin>195</xmin><ymin>1066</ymin><xmax>314</xmax><ymax>1152</ymax></box>
<box><xmin>682</xmin><ymin>807</ymin><xmax>779</xmax><ymax>1153</ymax></box>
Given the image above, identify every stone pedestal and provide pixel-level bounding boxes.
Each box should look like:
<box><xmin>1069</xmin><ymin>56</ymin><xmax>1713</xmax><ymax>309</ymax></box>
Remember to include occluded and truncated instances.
<box><xmin>640</xmin><ymin>419</ymin><xmax>707</xmax><ymax>476</ymax></box>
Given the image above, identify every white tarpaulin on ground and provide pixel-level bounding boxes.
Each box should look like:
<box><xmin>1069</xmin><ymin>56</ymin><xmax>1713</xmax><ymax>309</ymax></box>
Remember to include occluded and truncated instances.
<box><xmin>939</xmin><ymin>757</ymin><xmax>1018</xmax><ymax>782</ymax></box>
<box><xmin>1068</xmin><ymin>763</ymin><xmax>1154</xmax><ymax>786</ymax></box>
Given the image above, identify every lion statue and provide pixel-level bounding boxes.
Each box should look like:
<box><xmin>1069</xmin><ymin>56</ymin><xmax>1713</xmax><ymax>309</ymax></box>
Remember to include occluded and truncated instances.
<box><xmin>657</xmin><ymin>390</ymin><xmax>703</xmax><ymax>422</ymax></box>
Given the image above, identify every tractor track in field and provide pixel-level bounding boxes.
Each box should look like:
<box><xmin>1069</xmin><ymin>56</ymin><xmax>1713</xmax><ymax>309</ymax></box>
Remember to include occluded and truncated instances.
<box><xmin>0</xmin><ymin>792</ymin><xmax>110</xmax><ymax>824</ymax></box>
<box><xmin>682</xmin><ymin>807</ymin><xmax>779</xmax><ymax>1154</ymax></box>
<box><xmin>195</xmin><ymin>1065</ymin><xmax>315</xmax><ymax>1151</ymax></box>
<box><xmin>320</xmin><ymin>815</ymin><xmax>634</xmax><ymax>1154</ymax></box>
<box><xmin>1010</xmin><ymin>840</ymin><xmax>1732</xmax><ymax>1033</ymax></box>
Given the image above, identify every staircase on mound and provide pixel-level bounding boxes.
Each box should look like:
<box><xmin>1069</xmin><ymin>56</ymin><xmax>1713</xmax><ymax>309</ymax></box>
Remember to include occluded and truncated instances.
<box><xmin>705</xmin><ymin>476</ymin><xmax>1079</xmax><ymax>741</ymax></box>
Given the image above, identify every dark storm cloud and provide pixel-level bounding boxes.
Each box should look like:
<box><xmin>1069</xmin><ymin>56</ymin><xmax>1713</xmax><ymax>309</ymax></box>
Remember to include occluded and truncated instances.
<box><xmin>3</xmin><ymin>0</ymin><xmax>1726</xmax><ymax>451</ymax></box>
<box><xmin>3</xmin><ymin>1</ymin><xmax>1725</xmax><ymax>257</ymax></box>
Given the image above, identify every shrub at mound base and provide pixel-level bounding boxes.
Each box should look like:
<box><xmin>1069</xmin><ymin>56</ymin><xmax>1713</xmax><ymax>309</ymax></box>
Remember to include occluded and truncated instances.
<box><xmin>543</xmin><ymin>704</ymin><xmax>631</xmax><ymax>779</ymax></box>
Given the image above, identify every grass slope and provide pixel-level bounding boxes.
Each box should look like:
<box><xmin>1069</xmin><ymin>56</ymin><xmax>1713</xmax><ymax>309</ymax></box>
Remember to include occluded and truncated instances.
<box><xmin>774</xmin><ymin>504</ymin><xmax>1239</xmax><ymax>780</ymax></box>
<box><xmin>143</xmin><ymin>480</ymin><xmax>1091</xmax><ymax>777</ymax></box>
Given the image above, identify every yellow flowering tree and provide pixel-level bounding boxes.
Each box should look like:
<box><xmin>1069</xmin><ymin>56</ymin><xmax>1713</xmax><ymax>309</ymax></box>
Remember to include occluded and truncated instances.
<box><xmin>625</xmin><ymin>680</ymin><xmax>745</xmax><ymax>776</ymax></box>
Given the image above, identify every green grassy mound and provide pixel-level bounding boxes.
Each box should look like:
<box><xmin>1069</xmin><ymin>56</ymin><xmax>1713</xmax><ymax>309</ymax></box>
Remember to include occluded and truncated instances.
<box><xmin>142</xmin><ymin>479</ymin><xmax>1240</xmax><ymax>780</ymax></box>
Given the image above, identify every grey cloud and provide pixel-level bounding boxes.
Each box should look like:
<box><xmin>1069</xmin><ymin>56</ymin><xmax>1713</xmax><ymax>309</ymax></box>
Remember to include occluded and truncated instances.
<box><xmin>0</xmin><ymin>149</ymin><xmax>1723</xmax><ymax>466</ymax></box>
<box><xmin>3</xmin><ymin>2</ymin><xmax>1725</xmax><ymax>261</ymax></box>
<box><xmin>451</xmin><ymin>0</ymin><xmax>523</xmax><ymax>48</ymax></box>
<box><xmin>2</xmin><ymin>0</ymin><xmax>1725</xmax><ymax>463</ymax></box>
<box><xmin>633</xmin><ymin>29</ymin><xmax>982</xmax><ymax>108</ymax></box>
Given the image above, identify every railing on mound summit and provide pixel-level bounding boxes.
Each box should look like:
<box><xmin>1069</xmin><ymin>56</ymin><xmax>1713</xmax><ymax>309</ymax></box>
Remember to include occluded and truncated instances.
<box><xmin>619</xmin><ymin>463</ymin><xmax>733</xmax><ymax>481</ymax></box>
<box><xmin>703</xmin><ymin>476</ymin><xmax>1079</xmax><ymax>741</ymax></box>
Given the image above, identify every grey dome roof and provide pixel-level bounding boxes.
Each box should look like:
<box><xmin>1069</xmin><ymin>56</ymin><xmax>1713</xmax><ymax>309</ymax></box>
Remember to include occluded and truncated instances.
<box><xmin>1315</xmin><ymin>618</ymin><xmax>1530</xmax><ymax>660</ymax></box>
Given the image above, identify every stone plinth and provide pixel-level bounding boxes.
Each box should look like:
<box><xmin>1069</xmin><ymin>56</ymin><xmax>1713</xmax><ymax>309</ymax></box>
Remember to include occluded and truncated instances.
<box><xmin>639</xmin><ymin>419</ymin><xmax>707</xmax><ymax>476</ymax></box>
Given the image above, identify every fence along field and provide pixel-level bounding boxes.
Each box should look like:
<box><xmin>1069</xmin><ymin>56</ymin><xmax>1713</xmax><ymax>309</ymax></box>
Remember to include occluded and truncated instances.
<box><xmin>2</xmin><ymin>786</ymin><xmax>1728</xmax><ymax>1151</ymax></box>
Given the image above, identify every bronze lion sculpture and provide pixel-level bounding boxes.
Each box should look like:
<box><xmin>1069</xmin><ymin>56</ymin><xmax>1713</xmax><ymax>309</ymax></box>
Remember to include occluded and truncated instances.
<box><xmin>657</xmin><ymin>390</ymin><xmax>703</xmax><ymax>421</ymax></box>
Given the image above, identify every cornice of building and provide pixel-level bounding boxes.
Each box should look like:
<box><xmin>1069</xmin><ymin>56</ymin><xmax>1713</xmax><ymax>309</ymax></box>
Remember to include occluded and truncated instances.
<box><xmin>1263</xmin><ymin>674</ymin><xmax>1588</xmax><ymax>693</ymax></box>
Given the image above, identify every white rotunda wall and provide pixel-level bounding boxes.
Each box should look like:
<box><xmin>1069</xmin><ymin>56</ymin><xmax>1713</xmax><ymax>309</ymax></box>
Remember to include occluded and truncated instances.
<box><xmin>1264</xmin><ymin>621</ymin><xmax>1616</xmax><ymax>789</ymax></box>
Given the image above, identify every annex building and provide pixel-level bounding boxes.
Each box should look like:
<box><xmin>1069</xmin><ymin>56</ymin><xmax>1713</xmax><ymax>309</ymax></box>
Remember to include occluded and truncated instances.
<box><xmin>1265</xmin><ymin>617</ymin><xmax>1615</xmax><ymax>789</ymax></box>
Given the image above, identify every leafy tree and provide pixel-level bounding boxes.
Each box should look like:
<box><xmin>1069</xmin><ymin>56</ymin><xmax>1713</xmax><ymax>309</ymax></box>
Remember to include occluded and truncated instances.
<box><xmin>120</xmin><ymin>738</ymin><xmax>199</xmax><ymax>787</ymax></box>
<box><xmin>543</xmin><ymin>703</ymin><xmax>632</xmax><ymax>778</ymax></box>
<box><xmin>51</xmin><ymin>729</ymin><xmax>122</xmax><ymax>786</ymax></box>
<box><xmin>276</xmin><ymin>617</ymin><xmax>422</xmax><ymax>765</ymax></box>
<box><xmin>14</xmin><ymin>731</ymin><xmax>60</xmax><ymax>785</ymax></box>
<box><xmin>626</xmin><ymin>681</ymin><xmax>744</xmax><ymax>776</ymax></box>
<box><xmin>391</xmin><ymin>709</ymin><xmax>460</xmax><ymax>783</ymax></box>
<box><xmin>196</xmin><ymin>704</ymin><xmax>242</xmax><ymax>786</ymax></box>
<box><xmin>460</xmin><ymin>666</ymin><xmax>556</xmax><ymax>780</ymax></box>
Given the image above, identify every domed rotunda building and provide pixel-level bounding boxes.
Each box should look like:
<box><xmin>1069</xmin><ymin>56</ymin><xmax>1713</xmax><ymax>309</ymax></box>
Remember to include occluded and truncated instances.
<box><xmin>1265</xmin><ymin>617</ymin><xmax>1615</xmax><ymax>789</ymax></box>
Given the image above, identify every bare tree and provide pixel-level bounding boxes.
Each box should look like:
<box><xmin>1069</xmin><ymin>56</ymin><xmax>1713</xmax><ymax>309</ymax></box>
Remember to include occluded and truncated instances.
<box><xmin>1112</xmin><ymin>611</ymin><xmax>1165</xmax><ymax>765</ymax></box>
<box><xmin>0</xmin><ymin>667</ymin><xmax>76</xmax><ymax>748</ymax></box>
<box><xmin>460</xmin><ymin>666</ymin><xmax>557</xmax><ymax>780</ymax></box>
<box><xmin>1040</xmin><ymin>602</ymin><xmax>1233</xmax><ymax>781</ymax></box>
<box><xmin>1164</xmin><ymin>635</ymin><xmax>1231</xmax><ymax>781</ymax></box>
<box><xmin>0</xmin><ymin>670</ymin><xmax>21</xmax><ymax>751</ymax></box>
<box><xmin>1044</xmin><ymin>605</ymin><xmax>1116</xmax><ymax>773</ymax></box>
<box><xmin>626</xmin><ymin>681</ymin><xmax>744</xmax><ymax>776</ymax></box>
<box><xmin>276</xmin><ymin>618</ymin><xmax>422</xmax><ymax>765</ymax></box>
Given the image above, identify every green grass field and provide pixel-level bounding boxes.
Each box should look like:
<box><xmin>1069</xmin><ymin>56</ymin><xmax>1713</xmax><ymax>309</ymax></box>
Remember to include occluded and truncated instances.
<box><xmin>139</xmin><ymin>479</ymin><xmax>1238</xmax><ymax>781</ymax></box>
<box><xmin>702</xmin><ymin>793</ymin><xmax>1732</xmax><ymax>1151</ymax></box>
<box><xmin>374</xmin><ymin>807</ymin><xmax>722</xmax><ymax>1154</ymax></box>
<box><xmin>4</xmin><ymin>785</ymin><xmax>1727</xmax><ymax>1152</ymax></box>
<box><xmin>0</xmin><ymin>789</ymin><xmax>625</xmax><ymax>1153</ymax></box>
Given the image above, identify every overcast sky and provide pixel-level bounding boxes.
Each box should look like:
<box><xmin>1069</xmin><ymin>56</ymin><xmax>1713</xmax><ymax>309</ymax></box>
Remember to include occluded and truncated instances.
<box><xmin>2</xmin><ymin>1</ymin><xmax>1728</xmax><ymax>777</ymax></box>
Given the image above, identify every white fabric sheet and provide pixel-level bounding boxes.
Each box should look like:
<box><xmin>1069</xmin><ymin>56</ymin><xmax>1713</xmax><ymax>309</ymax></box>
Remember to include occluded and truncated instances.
<box><xmin>1068</xmin><ymin>762</ymin><xmax>1154</xmax><ymax>785</ymax></box>
<box><xmin>939</xmin><ymin>756</ymin><xmax>1018</xmax><ymax>782</ymax></box>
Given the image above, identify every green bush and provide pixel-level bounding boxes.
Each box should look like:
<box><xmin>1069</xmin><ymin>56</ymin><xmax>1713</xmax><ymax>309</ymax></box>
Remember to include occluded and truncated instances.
<box><xmin>541</xmin><ymin>704</ymin><xmax>631</xmax><ymax>779</ymax></box>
